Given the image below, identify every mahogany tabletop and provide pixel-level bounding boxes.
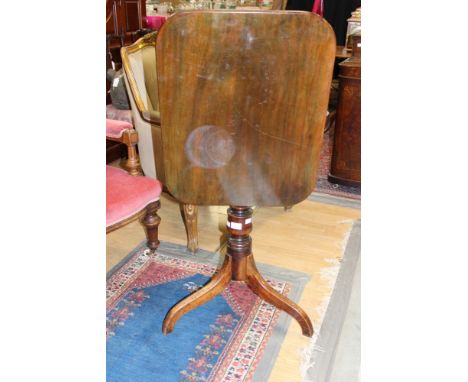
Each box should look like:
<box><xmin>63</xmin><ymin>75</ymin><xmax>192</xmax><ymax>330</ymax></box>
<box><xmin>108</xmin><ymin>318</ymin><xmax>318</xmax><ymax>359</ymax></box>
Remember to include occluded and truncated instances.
<box><xmin>156</xmin><ymin>11</ymin><xmax>336</xmax><ymax>207</ymax></box>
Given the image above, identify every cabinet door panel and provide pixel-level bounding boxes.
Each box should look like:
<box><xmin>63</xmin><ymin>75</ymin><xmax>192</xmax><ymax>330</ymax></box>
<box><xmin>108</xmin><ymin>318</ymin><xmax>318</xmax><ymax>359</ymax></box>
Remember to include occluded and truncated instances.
<box><xmin>106</xmin><ymin>0</ymin><xmax>119</xmax><ymax>35</ymax></box>
<box><xmin>123</xmin><ymin>0</ymin><xmax>144</xmax><ymax>34</ymax></box>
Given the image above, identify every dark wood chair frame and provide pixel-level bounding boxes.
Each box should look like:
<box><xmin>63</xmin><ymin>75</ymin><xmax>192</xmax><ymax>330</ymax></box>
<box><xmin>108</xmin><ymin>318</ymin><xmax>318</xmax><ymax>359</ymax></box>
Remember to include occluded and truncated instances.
<box><xmin>106</xmin><ymin>129</ymin><xmax>161</xmax><ymax>252</ymax></box>
<box><xmin>106</xmin><ymin>199</ymin><xmax>161</xmax><ymax>252</ymax></box>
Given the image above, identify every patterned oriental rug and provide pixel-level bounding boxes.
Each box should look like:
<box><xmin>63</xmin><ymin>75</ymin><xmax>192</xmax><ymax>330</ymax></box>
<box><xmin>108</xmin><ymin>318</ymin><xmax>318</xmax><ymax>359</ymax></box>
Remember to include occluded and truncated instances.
<box><xmin>107</xmin><ymin>242</ymin><xmax>310</xmax><ymax>382</ymax></box>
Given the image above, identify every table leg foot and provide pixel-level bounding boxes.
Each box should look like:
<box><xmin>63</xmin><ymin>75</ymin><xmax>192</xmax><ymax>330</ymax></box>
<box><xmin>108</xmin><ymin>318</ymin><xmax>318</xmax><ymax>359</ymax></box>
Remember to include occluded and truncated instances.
<box><xmin>246</xmin><ymin>255</ymin><xmax>313</xmax><ymax>337</ymax></box>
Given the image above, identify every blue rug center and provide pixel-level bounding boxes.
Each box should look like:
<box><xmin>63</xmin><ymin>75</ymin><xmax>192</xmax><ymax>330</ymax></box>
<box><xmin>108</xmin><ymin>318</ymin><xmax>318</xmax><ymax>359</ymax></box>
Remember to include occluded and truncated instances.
<box><xmin>107</xmin><ymin>274</ymin><xmax>240</xmax><ymax>382</ymax></box>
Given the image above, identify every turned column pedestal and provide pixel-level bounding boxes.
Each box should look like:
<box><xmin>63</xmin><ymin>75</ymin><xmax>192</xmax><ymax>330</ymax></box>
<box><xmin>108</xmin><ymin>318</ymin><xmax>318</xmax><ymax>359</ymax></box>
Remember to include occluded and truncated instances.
<box><xmin>162</xmin><ymin>206</ymin><xmax>313</xmax><ymax>337</ymax></box>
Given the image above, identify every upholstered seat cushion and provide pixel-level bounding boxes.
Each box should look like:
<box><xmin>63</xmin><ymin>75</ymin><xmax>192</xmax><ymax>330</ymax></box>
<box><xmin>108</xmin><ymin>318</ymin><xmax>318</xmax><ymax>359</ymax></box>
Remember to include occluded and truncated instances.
<box><xmin>106</xmin><ymin>166</ymin><xmax>162</xmax><ymax>228</ymax></box>
<box><xmin>106</xmin><ymin>105</ymin><xmax>132</xmax><ymax>124</ymax></box>
<box><xmin>106</xmin><ymin>119</ymin><xmax>134</xmax><ymax>138</ymax></box>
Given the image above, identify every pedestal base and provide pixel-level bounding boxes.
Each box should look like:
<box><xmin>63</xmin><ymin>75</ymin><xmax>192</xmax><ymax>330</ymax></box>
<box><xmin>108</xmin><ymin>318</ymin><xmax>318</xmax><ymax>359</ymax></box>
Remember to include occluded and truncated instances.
<box><xmin>162</xmin><ymin>206</ymin><xmax>313</xmax><ymax>337</ymax></box>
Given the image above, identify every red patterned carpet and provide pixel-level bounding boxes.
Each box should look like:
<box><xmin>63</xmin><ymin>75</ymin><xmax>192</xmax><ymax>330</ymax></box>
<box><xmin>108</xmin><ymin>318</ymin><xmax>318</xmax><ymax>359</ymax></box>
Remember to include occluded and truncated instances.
<box><xmin>107</xmin><ymin>242</ymin><xmax>309</xmax><ymax>382</ymax></box>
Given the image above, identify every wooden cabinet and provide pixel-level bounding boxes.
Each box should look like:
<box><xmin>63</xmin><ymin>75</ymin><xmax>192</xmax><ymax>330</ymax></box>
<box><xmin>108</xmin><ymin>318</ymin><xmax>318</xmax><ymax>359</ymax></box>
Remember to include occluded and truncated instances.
<box><xmin>328</xmin><ymin>35</ymin><xmax>361</xmax><ymax>186</ymax></box>
<box><xmin>106</xmin><ymin>0</ymin><xmax>146</xmax><ymax>45</ymax></box>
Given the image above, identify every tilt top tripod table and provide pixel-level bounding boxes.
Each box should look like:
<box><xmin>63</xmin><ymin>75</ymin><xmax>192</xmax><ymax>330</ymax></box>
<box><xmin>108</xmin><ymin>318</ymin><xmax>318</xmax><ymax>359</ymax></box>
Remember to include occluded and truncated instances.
<box><xmin>155</xmin><ymin>10</ymin><xmax>336</xmax><ymax>337</ymax></box>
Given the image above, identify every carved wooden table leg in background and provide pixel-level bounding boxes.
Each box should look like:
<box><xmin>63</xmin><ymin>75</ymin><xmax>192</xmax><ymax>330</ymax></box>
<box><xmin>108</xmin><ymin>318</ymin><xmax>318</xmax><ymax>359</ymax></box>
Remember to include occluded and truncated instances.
<box><xmin>162</xmin><ymin>206</ymin><xmax>313</xmax><ymax>337</ymax></box>
<box><xmin>180</xmin><ymin>204</ymin><xmax>199</xmax><ymax>253</ymax></box>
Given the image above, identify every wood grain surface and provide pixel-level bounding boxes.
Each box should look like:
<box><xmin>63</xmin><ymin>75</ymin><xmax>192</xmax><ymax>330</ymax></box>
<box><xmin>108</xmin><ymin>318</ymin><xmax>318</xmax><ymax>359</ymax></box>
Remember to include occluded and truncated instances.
<box><xmin>329</xmin><ymin>35</ymin><xmax>361</xmax><ymax>186</ymax></box>
<box><xmin>107</xmin><ymin>194</ymin><xmax>361</xmax><ymax>381</ymax></box>
<box><xmin>156</xmin><ymin>11</ymin><xmax>336</xmax><ymax>206</ymax></box>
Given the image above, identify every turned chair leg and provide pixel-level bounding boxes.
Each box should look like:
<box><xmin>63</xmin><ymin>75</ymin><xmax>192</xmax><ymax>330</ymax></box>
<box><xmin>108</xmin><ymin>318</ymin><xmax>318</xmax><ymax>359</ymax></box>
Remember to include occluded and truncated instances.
<box><xmin>162</xmin><ymin>206</ymin><xmax>313</xmax><ymax>337</ymax></box>
<box><xmin>180</xmin><ymin>203</ymin><xmax>199</xmax><ymax>253</ymax></box>
<box><xmin>120</xmin><ymin>129</ymin><xmax>143</xmax><ymax>176</ymax></box>
<box><xmin>141</xmin><ymin>200</ymin><xmax>161</xmax><ymax>252</ymax></box>
<box><xmin>125</xmin><ymin>144</ymin><xmax>143</xmax><ymax>176</ymax></box>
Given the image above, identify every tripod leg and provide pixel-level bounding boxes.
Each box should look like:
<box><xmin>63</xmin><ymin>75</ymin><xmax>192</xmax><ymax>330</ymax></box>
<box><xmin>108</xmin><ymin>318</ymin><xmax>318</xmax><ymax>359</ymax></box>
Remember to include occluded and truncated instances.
<box><xmin>162</xmin><ymin>255</ymin><xmax>232</xmax><ymax>334</ymax></box>
<box><xmin>245</xmin><ymin>255</ymin><xmax>313</xmax><ymax>337</ymax></box>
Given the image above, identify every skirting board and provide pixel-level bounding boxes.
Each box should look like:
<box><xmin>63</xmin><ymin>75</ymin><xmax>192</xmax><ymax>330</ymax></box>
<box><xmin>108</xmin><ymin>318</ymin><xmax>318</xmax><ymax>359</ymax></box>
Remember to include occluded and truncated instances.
<box><xmin>303</xmin><ymin>219</ymin><xmax>361</xmax><ymax>382</ymax></box>
<box><xmin>308</xmin><ymin>192</ymin><xmax>361</xmax><ymax>210</ymax></box>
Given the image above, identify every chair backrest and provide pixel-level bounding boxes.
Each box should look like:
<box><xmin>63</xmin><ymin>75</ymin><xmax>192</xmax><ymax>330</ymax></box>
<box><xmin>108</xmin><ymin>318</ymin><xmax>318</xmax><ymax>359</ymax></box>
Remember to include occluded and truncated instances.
<box><xmin>121</xmin><ymin>32</ymin><xmax>162</xmax><ymax>181</ymax></box>
<box><xmin>156</xmin><ymin>11</ymin><xmax>335</xmax><ymax>206</ymax></box>
<box><xmin>121</xmin><ymin>32</ymin><xmax>160</xmax><ymax>116</ymax></box>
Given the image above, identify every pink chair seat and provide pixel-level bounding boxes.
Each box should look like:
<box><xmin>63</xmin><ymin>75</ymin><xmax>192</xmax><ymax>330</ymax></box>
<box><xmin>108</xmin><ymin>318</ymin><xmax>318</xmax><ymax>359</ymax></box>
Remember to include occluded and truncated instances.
<box><xmin>106</xmin><ymin>166</ymin><xmax>162</xmax><ymax>228</ymax></box>
<box><xmin>106</xmin><ymin>118</ymin><xmax>134</xmax><ymax>138</ymax></box>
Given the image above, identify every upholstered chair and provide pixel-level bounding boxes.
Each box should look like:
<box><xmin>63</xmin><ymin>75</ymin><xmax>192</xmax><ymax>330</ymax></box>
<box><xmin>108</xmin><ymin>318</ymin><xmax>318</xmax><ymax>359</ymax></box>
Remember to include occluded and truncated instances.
<box><xmin>120</xmin><ymin>33</ymin><xmax>199</xmax><ymax>253</ymax></box>
<box><xmin>106</xmin><ymin>165</ymin><xmax>162</xmax><ymax>251</ymax></box>
<box><xmin>106</xmin><ymin>119</ymin><xmax>162</xmax><ymax>252</ymax></box>
<box><xmin>106</xmin><ymin>119</ymin><xmax>142</xmax><ymax>176</ymax></box>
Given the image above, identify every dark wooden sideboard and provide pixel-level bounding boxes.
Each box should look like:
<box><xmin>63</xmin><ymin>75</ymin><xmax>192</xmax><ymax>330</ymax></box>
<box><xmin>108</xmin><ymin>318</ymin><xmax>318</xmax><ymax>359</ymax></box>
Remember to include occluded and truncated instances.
<box><xmin>328</xmin><ymin>35</ymin><xmax>361</xmax><ymax>186</ymax></box>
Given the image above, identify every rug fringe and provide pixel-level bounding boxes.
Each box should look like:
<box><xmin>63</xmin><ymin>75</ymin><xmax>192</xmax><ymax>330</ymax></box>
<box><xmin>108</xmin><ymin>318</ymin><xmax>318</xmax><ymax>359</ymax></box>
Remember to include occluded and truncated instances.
<box><xmin>299</xmin><ymin>222</ymin><xmax>355</xmax><ymax>382</ymax></box>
